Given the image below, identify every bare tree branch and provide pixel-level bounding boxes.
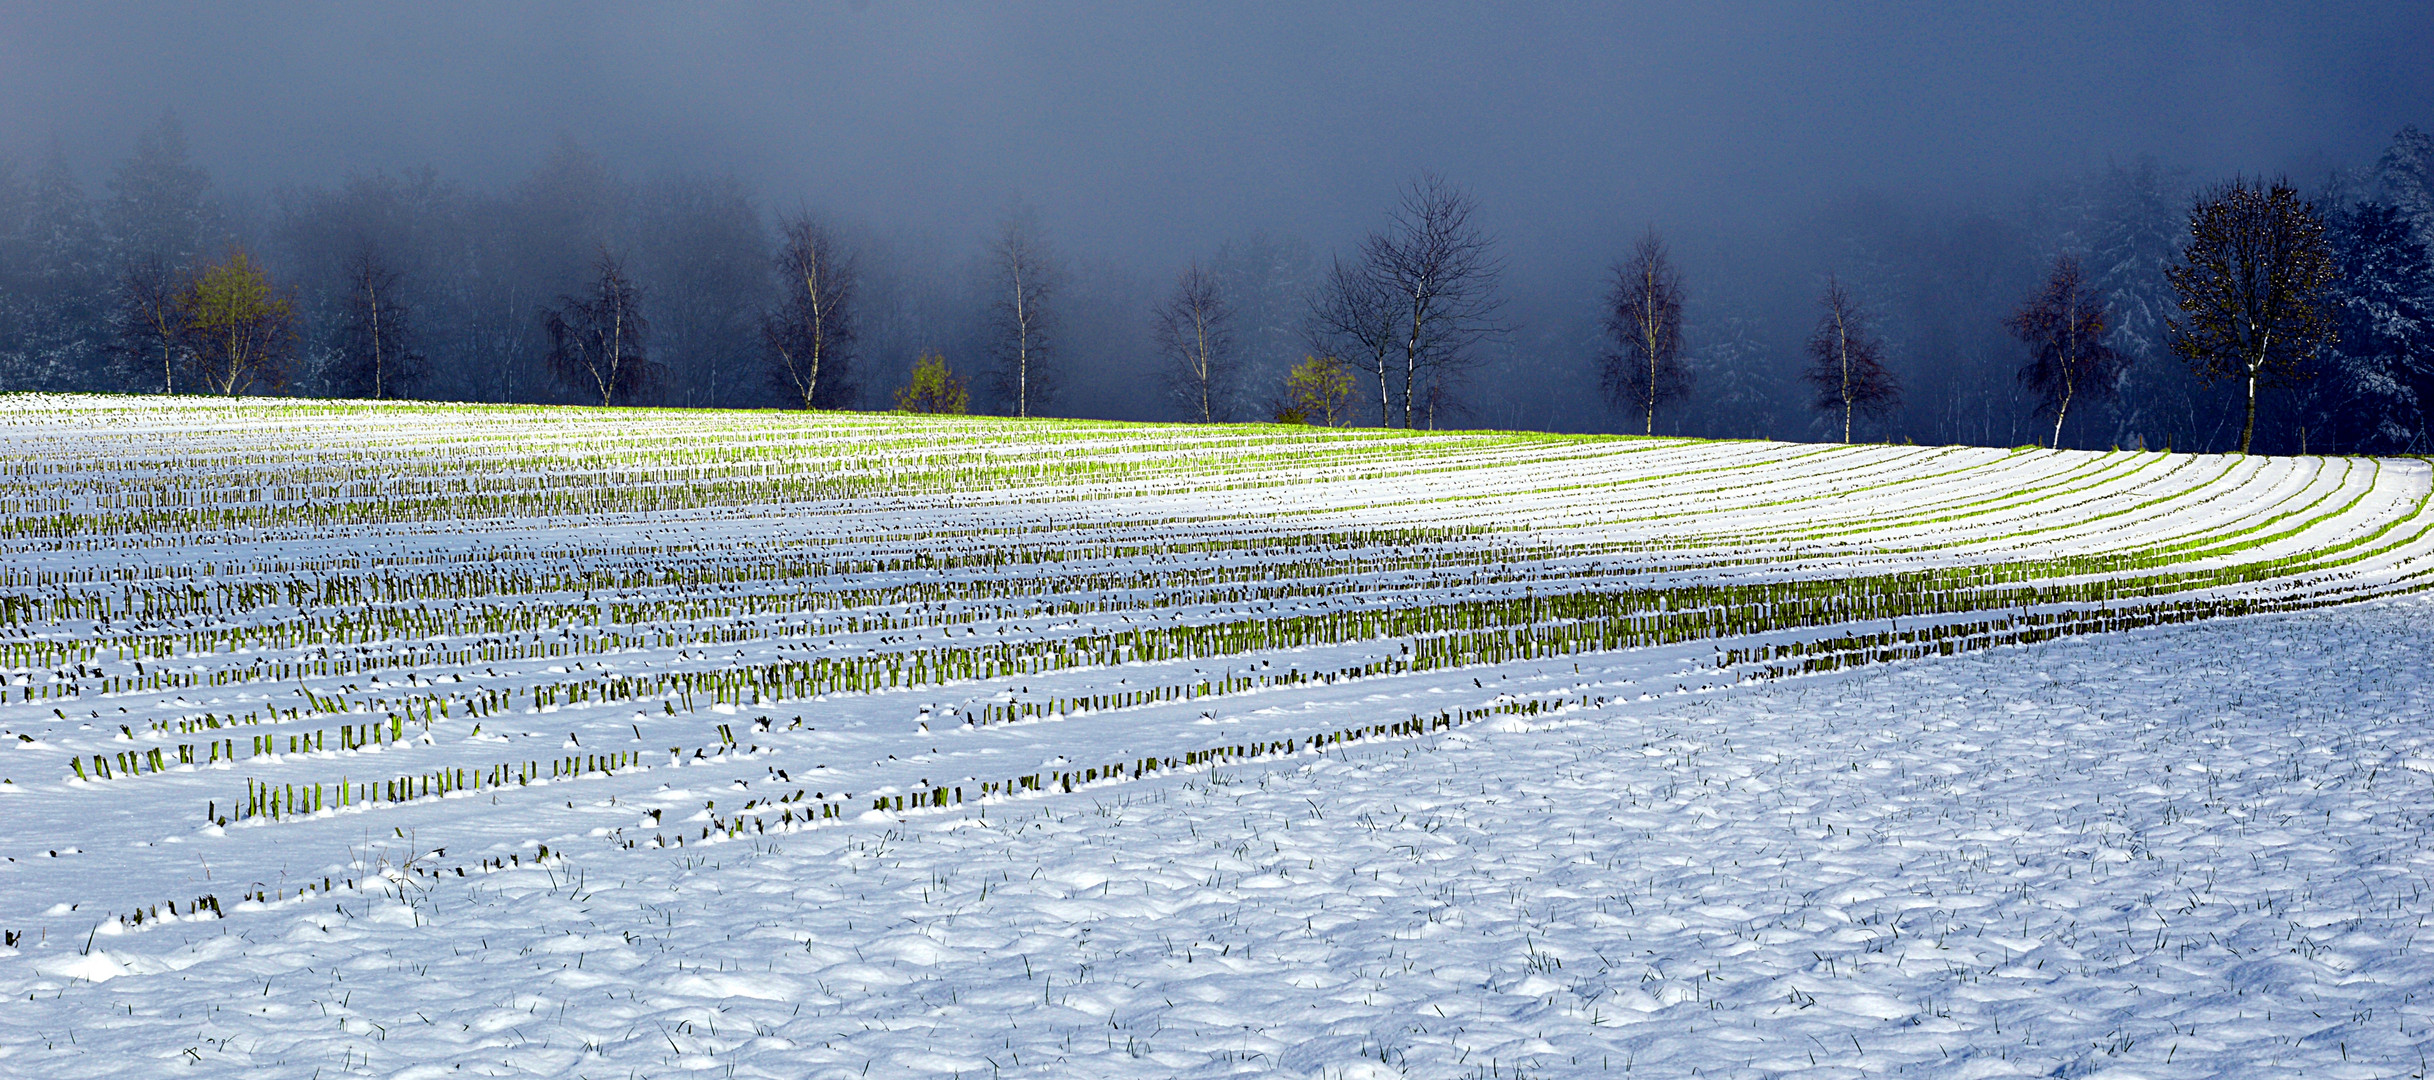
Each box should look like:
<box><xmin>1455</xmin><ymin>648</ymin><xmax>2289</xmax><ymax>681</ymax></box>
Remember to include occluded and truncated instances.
<box><xmin>1804</xmin><ymin>277</ymin><xmax>1900</xmax><ymax>442</ymax></box>
<box><xmin>1600</xmin><ymin>229</ymin><xmax>1688</xmax><ymax>436</ymax></box>
<box><xmin>764</xmin><ymin>214</ymin><xmax>857</xmax><ymax>410</ymax></box>
<box><xmin>1360</xmin><ymin>174</ymin><xmax>1506</xmax><ymax>428</ymax></box>
<box><xmin>337</xmin><ymin>245</ymin><xmax>423</xmax><ymax>399</ymax></box>
<box><xmin>2008</xmin><ymin>254</ymin><xmax>2127</xmax><ymax>448</ymax></box>
<box><xmin>543</xmin><ymin>249</ymin><xmax>657</xmax><ymax>407</ymax></box>
<box><xmin>1306</xmin><ymin>254</ymin><xmax>1397</xmax><ymax>426</ymax></box>
<box><xmin>985</xmin><ymin>209</ymin><xmax>1059</xmax><ymax>418</ymax></box>
<box><xmin>1152</xmin><ymin>263</ymin><xmax>1235</xmax><ymax>422</ymax></box>
<box><xmin>114</xmin><ymin>256</ymin><xmax>189</xmax><ymax>394</ymax></box>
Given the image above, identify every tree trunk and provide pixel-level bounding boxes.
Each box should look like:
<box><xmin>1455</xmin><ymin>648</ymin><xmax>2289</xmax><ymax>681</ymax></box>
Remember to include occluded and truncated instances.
<box><xmin>606</xmin><ymin>309</ymin><xmax>623</xmax><ymax>407</ymax></box>
<box><xmin>1013</xmin><ymin>262</ymin><xmax>1029</xmax><ymax>419</ymax></box>
<box><xmin>1838</xmin><ymin>318</ymin><xmax>1853</xmax><ymax>443</ymax></box>
<box><xmin>2051</xmin><ymin>361</ymin><xmax>2074</xmax><ymax>450</ymax></box>
<box><xmin>1644</xmin><ymin>348</ymin><xmax>1655</xmax><ymax>437</ymax></box>
<box><xmin>803</xmin><ymin>327</ymin><xmax>821</xmax><ymax>411</ymax></box>
<box><xmin>1401</xmin><ymin>353</ymin><xmax>1415</xmax><ymax>429</ymax></box>
<box><xmin>1196</xmin><ymin>315</ymin><xmax>1211</xmax><ymax>423</ymax></box>
<box><xmin>1643</xmin><ymin>309</ymin><xmax>1659</xmax><ymax>436</ymax></box>
<box><xmin>806</xmin><ymin>262</ymin><xmax>826</xmax><ymax>410</ymax></box>
<box><xmin>2239</xmin><ymin>372</ymin><xmax>2257</xmax><ymax>455</ymax></box>
<box><xmin>368</xmin><ymin>278</ymin><xmax>384</xmax><ymax>399</ymax></box>
<box><xmin>1403</xmin><ymin>304</ymin><xmax>1423</xmax><ymax>429</ymax></box>
<box><xmin>2238</xmin><ymin>331</ymin><xmax>2273</xmax><ymax>455</ymax></box>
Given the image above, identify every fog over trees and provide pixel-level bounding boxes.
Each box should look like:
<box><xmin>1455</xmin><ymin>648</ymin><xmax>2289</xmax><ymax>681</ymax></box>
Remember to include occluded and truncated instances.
<box><xmin>0</xmin><ymin>6</ymin><xmax>2427</xmax><ymax>454</ymax></box>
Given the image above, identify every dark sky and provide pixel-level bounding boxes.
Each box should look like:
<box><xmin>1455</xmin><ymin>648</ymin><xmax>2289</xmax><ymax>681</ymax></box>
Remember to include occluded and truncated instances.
<box><xmin>5</xmin><ymin>2</ymin><xmax>2428</xmax><ymax>279</ymax></box>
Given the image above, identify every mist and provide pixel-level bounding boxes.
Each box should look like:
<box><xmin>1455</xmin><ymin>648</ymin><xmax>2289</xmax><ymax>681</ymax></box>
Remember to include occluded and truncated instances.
<box><xmin>2</xmin><ymin>2</ymin><xmax>2428</xmax><ymax>449</ymax></box>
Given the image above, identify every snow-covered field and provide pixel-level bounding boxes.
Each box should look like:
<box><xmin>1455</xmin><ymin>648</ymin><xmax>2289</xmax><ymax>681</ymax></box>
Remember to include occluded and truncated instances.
<box><xmin>0</xmin><ymin>396</ymin><xmax>2430</xmax><ymax>1077</ymax></box>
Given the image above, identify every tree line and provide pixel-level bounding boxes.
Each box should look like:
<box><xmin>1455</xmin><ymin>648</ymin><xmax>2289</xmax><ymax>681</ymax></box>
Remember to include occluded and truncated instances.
<box><xmin>1</xmin><ymin>114</ymin><xmax>2429</xmax><ymax>456</ymax></box>
<box><xmin>1267</xmin><ymin>158</ymin><xmax>2426</xmax><ymax>458</ymax></box>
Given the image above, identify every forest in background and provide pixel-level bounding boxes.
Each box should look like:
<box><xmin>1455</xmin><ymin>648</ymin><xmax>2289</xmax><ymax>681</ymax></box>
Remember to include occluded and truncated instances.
<box><xmin>0</xmin><ymin>114</ymin><xmax>2428</xmax><ymax>457</ymax></box>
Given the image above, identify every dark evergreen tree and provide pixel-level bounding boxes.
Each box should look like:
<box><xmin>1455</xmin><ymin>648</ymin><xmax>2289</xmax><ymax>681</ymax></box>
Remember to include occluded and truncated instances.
<box><xmin>2375</xmin><ymin>125</ymin><xmax>2434</xmax><ymax>250</ymax></box>
<box><xmin>632</xmin><ymin>176</ymin><xmax>768</xmax><ymax>408</ymax></box>
<box><xmin>25</xmin><ymin>143</ymin><xmax>104</xmax><ymax>304</ymax></box>
<box><xmin>106</xmin><ymin>112</ymin><xmax>212</xmax><ymax>274</ymax></box>
<box><xmin>1208</xmin><ymin>233</ymin><xmax>1314</xmax><ymax>416</ymax></box>
<box><xmin>0</xmin><ymin>159</ymin><xmax>54</xmax><ymax>391</ymax></box>
<box><xmin>0</xmin><ymin>157</ymin><xmax>31</xmax><ymax>386</ymax></box>
<box><xmin>2321</xmin><ymin>202</ymin><xmax>2434</xmax><ymax>453</ymax></box>
<box><xmin>2086</xmin><ymin>157</ymin><xmax>2210</xmax><ymax>449</ymax></box>
<box><xmin>1678</xmin><ymin>309</ymin><xmax>1779</xmax><ymax>440</ymax></box>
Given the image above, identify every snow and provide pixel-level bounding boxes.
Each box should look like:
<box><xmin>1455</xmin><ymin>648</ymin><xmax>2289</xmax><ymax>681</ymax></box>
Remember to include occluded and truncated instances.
<box><xmin>0</xmin><ymin>397</ymin><xmax>2430</xmax><ymax>1077</ymax></box>
<box><xmin>4</xmin><ymin>599</ymin><xmax>2431</xmax><ymax>1077</ymax></box>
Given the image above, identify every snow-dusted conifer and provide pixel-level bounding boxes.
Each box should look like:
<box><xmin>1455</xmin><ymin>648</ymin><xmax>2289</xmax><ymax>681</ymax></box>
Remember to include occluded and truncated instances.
<box><xmin>2323</xmin><ymin>202</ymin><xmax>2434</xmax><ymax>453</ymax></box>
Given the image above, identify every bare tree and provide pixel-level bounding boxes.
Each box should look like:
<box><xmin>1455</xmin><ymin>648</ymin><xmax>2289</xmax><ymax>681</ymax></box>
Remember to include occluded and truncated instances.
<box><xmin>1153</xmin><ymin>263</ymin><xmax>1236</xmax><ymax>422</ymax></box>
<box><xmin>1306</xmin><ymin>254</ymin><xmax>1397</xmax><ymax>426</ymax></box>
<box><xmin>115</xmin><ymin>256</ymin><xmax>189</xmax><ymax>393</ymax></box>
<box><xmin>335</xmin><ymin>245</ymin><xmax>423</xmax><ymax>399</ymax></box>
<box><xmin>2165</xmin><ymin>178</ymin><xmax>2339</xmax><ymax>454</ymax></box>
<box><xmin>543</xmin><ymin>249</ymin><xmax>657</xmax><ymax>407</ymax></box>
<box><xmin>2007</xmin><ymin>254</ymin><xmax>2126</xmax><ymax>449</ymax></box>
<box><xmin>1419</xmin><ymin>370</ymin><xmax>1473</xmax><ymax>430</ymax></box>
<box><xmin>985</xmin><ymin>209</ymin><xmax>1059</xmax><ymax>418</ymax></box>
<box><xmin>1600</xmin><ymin>229</ymin><xmax>1688</xmax><ymax>436</ymax></box>
<box><xmin>1361</xmin><ymin>174</ymin><xmax>1506</xmax><ymax>428</ymax></box>
<box><xmin>763</xmin><ymin>214</ymin><xmax>856</xmax><ymax>410</ymax></box>
<box><xmin>1804</xmin><ymin>277</ymin><xmax>1900</xmax><ymax>441</ymax></box>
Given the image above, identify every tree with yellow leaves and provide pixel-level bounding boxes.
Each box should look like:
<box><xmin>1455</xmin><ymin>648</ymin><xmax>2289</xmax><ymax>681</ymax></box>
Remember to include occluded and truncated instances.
<box><xmin>1277</xmin><ymin>354</ymin><xmax>1354</xmax><ymax>426</ymax></box>
<box><xmin>183</xmin><ymin>247</ymin><xmax>294</xmax><ymax>395</ymax></box>
<box><xmin>894</xmin><ymin>351</ymin><xmax>969</xmax><ymax>414</ymax></box>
